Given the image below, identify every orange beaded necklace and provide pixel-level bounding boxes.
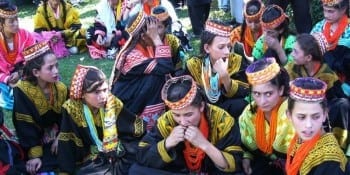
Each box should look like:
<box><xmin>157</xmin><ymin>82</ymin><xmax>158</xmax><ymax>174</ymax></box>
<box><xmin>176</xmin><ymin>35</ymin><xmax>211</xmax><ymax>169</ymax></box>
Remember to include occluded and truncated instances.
<box><xmin>323</xmin><ymin>15</ymin><xmax>348</xmax><ymax>50</ymax></box>
<box><xmin>183</xmin><ymin>113</ymin><xmax>209</xmax><ymax>172</ymax></box>
<box><xmin>286</xmin><ymin>131</ymin><xmax>321</xmax><ymax>175</ymax></box>
<box><xmin>255</xmin><ymin>98</ymin><xmax>283</xmax><ymax>154</ymax></box>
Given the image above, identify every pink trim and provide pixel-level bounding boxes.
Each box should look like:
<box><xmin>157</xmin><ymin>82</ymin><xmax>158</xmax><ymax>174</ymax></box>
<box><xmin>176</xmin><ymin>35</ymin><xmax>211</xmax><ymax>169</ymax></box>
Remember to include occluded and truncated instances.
<box><xmin>155</xmin><ymin>45</ymin><xmax>171</xmax><ymax>58</ymax></box>
<box><xmin>121</xmin><ymin>49</ymin><xmax>148</xmax><ymax>74</ymax></box>
<box><xmin>139</xmin><ymin>103</ymin><xmax>165</xmax><ymax>131</ymax></box>
<box><xmin>87</xmin><ymin>45</ymin><xmax>106</xmax><ymax>60</ymax></box>
<box><xmin>0</xmin><ymin>29</ymin><xmax>34</xmax><ymax>83</ymax></box>
<box><xmin>144</xmin><ymin>59</ymin><xmax>157</xmax><ymax>74</ymax></box>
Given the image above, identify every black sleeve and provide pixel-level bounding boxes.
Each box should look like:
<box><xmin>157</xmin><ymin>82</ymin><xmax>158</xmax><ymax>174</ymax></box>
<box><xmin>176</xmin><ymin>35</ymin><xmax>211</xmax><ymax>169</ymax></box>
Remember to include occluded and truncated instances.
<box><xmin>58</xmin><ymin>108</ymin><xmax>88</xmax><ymax>174</ymax></box>
<box><xmin>308</xmin><ymin>161</ymin><xmax>347</xmax><ymax>175</ymax></box>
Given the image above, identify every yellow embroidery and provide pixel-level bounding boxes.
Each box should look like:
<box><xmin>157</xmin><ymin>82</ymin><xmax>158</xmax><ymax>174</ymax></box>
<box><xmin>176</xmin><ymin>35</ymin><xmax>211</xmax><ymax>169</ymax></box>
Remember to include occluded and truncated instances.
<box><xmin>17</xmin><ymin>81</ymin><xmax>67</xmax><ymax>116</ymax></box>
<box><xmin>58</xmin><ymin>132</ymin><xmax>84</xmax><ymax>147</ymax></box>
<box><xmin>225</xmin><ymin>145</ymin><xmax>243</xmax><ymax>152</ymax></box>
<box><xmin>239</xmin><ymin>100</ymin><xmax>295</xmax><ymax>154</ymax></box>
<box><xmin>138</xmin><ymin>141</ymin><xmax>149</xmax><ymax>147</ymax></box>
<box><xmin>157</xmin><ymin>105</ymin><xmax>235</xmax><ymax>145</ymax></box>
<box><xmin>285</xmin><ymin>63</ymin><xmax>338</xmax><ymax>90</ymax></box>
<box><xmin>15</xmin><ymin>112</ymin><xmax>34</xmax><ymax>123</ymax></box>
<box><xmin>333</xmin><ymin>127</ymin><xmax>348</xmax><ymax>150</ymax></box>
<box><xmin>157</xmin><ymin>140</ymin><xmax>173</xmax><ymax>163</ymax></box>
<box><xmin>134</xmin><ymin>116</ymin><xmax>144</xmax><ymax>137</ymax></box>
<box><xmin>301</xmin><ymin>133</ymin><xmax>347</xmax><ymax>175</ymax></box>
<box><xmin>103</xmin><ymin>94</ymin><xmax>123</xmax><ymax>152</ymax></box>
<box><xmin>208</xmin><ymin>104</ymin><xmax>234</xmax><ymax>145</ymax></box>
<box><xmin>187</xmin><ymin>53</ymin><xmax>246</xmax><ymax>98</ymax></box>
<box><xmin>28</xmin><ymin>145</ymin><xmax>43</xmax><ymax>158</ymax></box>
<box><xmin>62</xmin><ymin>99</ymin><xmax>87</xmax><ymax>127</ymax></box>
<box><xmin>222</xmin><ymin>151</ymin><xmax>236</xmax><ymax>172</ymax></box>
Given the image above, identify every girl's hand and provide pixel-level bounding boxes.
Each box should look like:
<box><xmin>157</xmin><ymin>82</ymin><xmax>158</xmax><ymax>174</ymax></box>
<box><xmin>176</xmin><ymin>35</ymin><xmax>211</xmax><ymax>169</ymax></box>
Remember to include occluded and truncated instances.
<box><xmin>242</xmin><ymin>158</ymin><xmax>252</xmax><ymax>175</ymax></box>
<box><xmin>213</xmin><ymin>58</ymin><xmax>229</xmax><ymax>78</ymax></box>
<box><xmin>26</xmin><ymin>158</ymin><xmax>42</xmax><ymax>175</ymax></box>
<box><xmin>51</xmin><ymin>137</ymin><xmax>59</xmax><ymax>155</ymax></box>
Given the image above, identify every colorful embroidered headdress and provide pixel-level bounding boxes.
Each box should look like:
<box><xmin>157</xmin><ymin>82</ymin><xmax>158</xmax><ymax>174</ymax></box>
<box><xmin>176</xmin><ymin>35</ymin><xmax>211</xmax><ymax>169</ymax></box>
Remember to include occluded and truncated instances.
<box><xmin>0</xmin><ymin>3</ymin><xmax>17</xmax><ymax>19</ymax></box>
<box><xmin>161</xmin><ymin>75</ymin><xmax>198</xmax><ymax>110</ymax></box>
<box><xmin>23</xmin><ymin>41</ymin><xmax>51</xmax><ymax>63</ymax></box>
<box><xmin>205</xmin><ymin>20</ymin><xmax>232</xmax><ymax>37</ymax></box>
<box><xmin>312</xmin><ymin>32</ymin><xmax>330</xmax><ymax>55</ymax></box>
<box><xmin>290</xmin><ymin>77</ymin><xmax>327</xmax><ymax>102</ymax></box>
<box><xmin>246</xmin><ymin>57</ymin><xmax>281</xmax><ymax>85</ymax></box>
<box><xmin>70</xmin><ymin>65</ymin><xmax>98</xmax><ymax>99</ymax></box>
<box><xmin>151</xmin><ymin>5</ymin><xmax>170</xmax><ymax>21</ymax></box>
<box><xmin>244</xmin><ymin>0</ymin><xmax>264</xmax><ymax>22</ymax></box>
<box><xmin>111</xmin><ymin>10</ymin><xmax>147</xmax><ymax>84</ymax></box>
<box><xmin>261</xmin><ymin>5</ymin><xmax>287</xmax><ymax>30</ymax></box>
<box><xmin>125</xmin><ymin>10</ymin><xmax>146</xmax><ymax>36</ymax></box>
<box><xmin>321</xmin><ymin>0</ymin><xmax>343</xmax><ymax>6</ymax></box>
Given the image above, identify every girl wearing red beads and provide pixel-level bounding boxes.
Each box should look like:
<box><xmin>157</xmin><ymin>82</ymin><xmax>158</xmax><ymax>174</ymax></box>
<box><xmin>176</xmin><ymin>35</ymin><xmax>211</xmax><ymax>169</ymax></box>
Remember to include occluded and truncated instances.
<box><xmin>286</xmin><ymin>77</ymin><xmax>349</xmax><ymax>175</ymax></box>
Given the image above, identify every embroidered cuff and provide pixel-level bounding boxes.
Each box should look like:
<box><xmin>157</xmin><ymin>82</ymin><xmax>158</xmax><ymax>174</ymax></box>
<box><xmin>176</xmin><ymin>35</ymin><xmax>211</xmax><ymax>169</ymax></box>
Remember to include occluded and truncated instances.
<box><xmin>221</xmin><ymin>151</ymin><xmax>236</xmax><ymax>172</ymax></box>
<box><xmin>155</xmin><ymin>45</ymin><xmax>171</xmax><ymax>58</ymax></box>
<box><xmin>28</xmin><ymin>145</ymin><xmax>43</xmax><ymax>158</ymax></box>
<box><xmin>157</xmin><ymin>139</ymin><xmax>173</xmax><ymax>163</ymax></box>
<box><xmin>223</xmin><ymin>80</ymin><xmax>238</xmax><ymax>97</ymax></box>
<box><xmin>333</xmin><ymin>127</ymin><xmax>348</xmax><ymax>149</ymax></box>
<box><xmin>243</xmin><ymin>151</ymin><xmax>254</xmax><ymax>160</ymax></box>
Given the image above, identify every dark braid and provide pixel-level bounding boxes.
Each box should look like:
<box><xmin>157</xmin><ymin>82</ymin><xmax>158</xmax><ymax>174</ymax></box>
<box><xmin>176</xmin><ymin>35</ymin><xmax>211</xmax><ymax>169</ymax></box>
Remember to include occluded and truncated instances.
<box><xmin>124</xmin><ymin>30</ymin><xmax>143</xmax><ymax>57</ymax></box>
<box><xmin>240</xmin><ymin>22</ymin><xmax>247</xmax><ymax>42</ymax></box>
<box><xmin>43</xmin><ymin>0</ymin><xmax>53</xmax><ymax>30</ymax></box>
<box><xmin>123</xmin><ymin>14</ymin><xmax>147</xmax><ymax>58</ymax></box>
<box><xmin>60</xmin><ymin>0</ymin><xmax>67</xmax><ymax>25</ymax></box>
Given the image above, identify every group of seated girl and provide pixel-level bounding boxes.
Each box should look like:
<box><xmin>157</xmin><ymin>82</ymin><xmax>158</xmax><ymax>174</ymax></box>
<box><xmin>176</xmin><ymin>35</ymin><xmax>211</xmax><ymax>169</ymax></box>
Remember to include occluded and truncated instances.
<box><xmin>1</xmin><ymin>0</ymin><xmax>350</xmax><ymax>174</ymax></box>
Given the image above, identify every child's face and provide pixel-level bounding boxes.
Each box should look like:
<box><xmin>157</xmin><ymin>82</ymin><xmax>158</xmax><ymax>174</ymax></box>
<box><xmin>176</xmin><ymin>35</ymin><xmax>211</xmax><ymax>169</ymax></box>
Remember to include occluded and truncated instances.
<box><xmin>204</xmin><ymin>35</ymin><xmax>231</xmax><ymax>63</ymax></box>
<box><xmin>35</xmin><ymin>54</ymin><xmax>59</xmax><ymax>83</ymax></box>
<box><xmin>171</xmin><ymin>103</ymin><xmax>204</xmax><ymax>127</ymax></box>
<box><xmin>287</xmin><ymin>101</ymin><xmax>326</xmax><ymax>141</ymax></box>
<box><xmin>83</xmin><ymin>82</ymin><xmax>108</xmax><ymax>109</ymax></box>
<box><xmin>246</xmin><ymin>18</ymin><xmax>261</xmax><ymax>33</ymax></box>
<box><xmin>291</xmin><ymin>42</ymin><xmax>310</xmax><ymax>65</ymax></box>
<box><xmin>157</xmin><ymin>22</ymin><xmax>166</xmax><ymax>39</ymax></box>
<box><xmin>251</xmin><ymin>82</ymin><xmax>284</xmax><ymax>112</ymax></box>
<box><xmin>2</xmin><ymin>17</ymin><xmax>19</xmax><ymax>34</ymax></box>
<box><xmin>322</xmin><ymin>5</ymin><xmax>347</xmax><ymax>24</ymax></box>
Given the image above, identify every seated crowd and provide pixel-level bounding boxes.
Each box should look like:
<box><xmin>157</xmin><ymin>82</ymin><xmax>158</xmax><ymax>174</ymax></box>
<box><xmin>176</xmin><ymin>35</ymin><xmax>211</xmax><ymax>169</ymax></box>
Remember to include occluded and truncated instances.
<box><xmin>0</xmin><ymin>0</ymin><xmax>350</xmax><ymax>174</ymax></box>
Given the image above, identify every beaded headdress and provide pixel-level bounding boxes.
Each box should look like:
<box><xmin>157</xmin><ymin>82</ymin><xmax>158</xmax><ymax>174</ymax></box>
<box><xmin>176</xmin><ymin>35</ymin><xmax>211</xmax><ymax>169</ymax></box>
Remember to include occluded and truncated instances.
<box><xmin>23</xmin><ymin>41</ymin><xmax>51</xmax><ymax>63</ymax></box>
<box><xmin>244</xmin><ymin>0</ymin><xmax>264</xmax><ymax>22</ymax></box>
<box><xmin>290</xmin><ymin>77</ymin><xmax>327</xmax><ymax>102</ymax></box>
<box><xmin>321</xmin><ymin>0</ymin><xmax>343</xmax><ymax>6</ymax></box>
<box><xmin>246</xmin><ymin>57</ymin><xmax>281</xmax><ymax>85</ymax></box>
<box><xmin>0</xmin><ymin>6</ymin><xmax>17</xmax><ymax>19</ymax></box>
<box><xmin>261</xmin><ymin>5</ymin><xmax>287</xmax><ymax>30</ymax></box>
<box><xmin>70</xmin><ymin>65</ymin><xmax>93</xmax><ymax>99</ymax></box>
<box><xmin>111</xmin><ymin>11</ymin><xmax>146</xmax><ymax>84</ymax></box>
<box><xmin>161</xmin><ymin>75</ymin><xmax>198</xmax><ymax>110</ymax></box>
<box><xmin>151</xmin><ymin>5</ymin><xmax>170</xmax><ymax>21</ymax></box>
<box><xmin>312</xmin><ymin>32</ymin><xmax>330</xmax><ymax>55</ymax></box>
<box><xmin>125</xmin><ymin>10</ymin><xmax>146</xmax><ymax>36</ymax></box>
<box><xmin>205</xmin><ymin>20</ymin><xmax>232</xmax><ymax>37</ymax></box>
